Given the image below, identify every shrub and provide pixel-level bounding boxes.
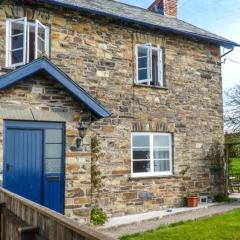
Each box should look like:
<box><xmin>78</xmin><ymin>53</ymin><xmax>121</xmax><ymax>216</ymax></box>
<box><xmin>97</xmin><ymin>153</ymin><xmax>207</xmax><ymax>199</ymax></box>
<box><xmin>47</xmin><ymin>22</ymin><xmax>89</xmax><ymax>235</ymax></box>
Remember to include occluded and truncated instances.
<box><xmin>214</xmin><ymin>194</ymin><xmax>231</xmax><ymax>202</ymax></box>
<box><xmin>90</xmin><ymin>207</ymin><xmax>107</xmax><ymax>225</ymax></box>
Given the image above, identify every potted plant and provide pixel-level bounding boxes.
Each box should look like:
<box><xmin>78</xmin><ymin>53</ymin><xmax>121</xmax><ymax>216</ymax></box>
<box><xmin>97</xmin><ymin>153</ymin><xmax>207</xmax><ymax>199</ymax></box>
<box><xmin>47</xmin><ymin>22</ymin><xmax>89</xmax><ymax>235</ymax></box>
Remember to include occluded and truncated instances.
<box><xmin>186</xmin><ymin>195</ymin><xmax>199</xmax><ymax>207</ymax></box>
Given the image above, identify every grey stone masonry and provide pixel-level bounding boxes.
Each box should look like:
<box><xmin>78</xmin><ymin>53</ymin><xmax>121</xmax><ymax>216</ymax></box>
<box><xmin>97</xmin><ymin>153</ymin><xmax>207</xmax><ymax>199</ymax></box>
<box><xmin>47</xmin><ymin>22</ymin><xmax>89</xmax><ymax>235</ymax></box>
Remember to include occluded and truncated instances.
<box><xmin>0</xmin><ymin>1</ymin><xmax>225</xmax><ymax>223</ymax></box>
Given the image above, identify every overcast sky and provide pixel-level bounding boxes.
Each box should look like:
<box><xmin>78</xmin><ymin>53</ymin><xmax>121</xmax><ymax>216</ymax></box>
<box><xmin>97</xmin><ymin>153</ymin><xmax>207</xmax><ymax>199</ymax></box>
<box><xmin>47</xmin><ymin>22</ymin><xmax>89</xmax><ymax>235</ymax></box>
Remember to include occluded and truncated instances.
<box><xmin>119</xmin><ymin>0</ymin><xmax>240</xmax><ymax>91</ymax></box>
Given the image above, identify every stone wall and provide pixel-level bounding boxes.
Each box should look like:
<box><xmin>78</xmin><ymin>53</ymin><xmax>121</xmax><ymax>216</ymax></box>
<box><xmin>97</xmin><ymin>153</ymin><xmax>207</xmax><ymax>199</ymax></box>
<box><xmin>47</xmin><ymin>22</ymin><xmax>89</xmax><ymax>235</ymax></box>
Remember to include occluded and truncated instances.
<box><xmin>0</xmin><ymin>2</ymin><xmax>224</xmax><ymax>222</ymax></box>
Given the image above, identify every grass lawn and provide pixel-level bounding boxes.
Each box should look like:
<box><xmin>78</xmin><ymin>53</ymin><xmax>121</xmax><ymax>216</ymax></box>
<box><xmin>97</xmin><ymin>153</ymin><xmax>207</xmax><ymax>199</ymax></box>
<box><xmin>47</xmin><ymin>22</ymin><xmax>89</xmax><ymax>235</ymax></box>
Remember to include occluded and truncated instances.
<box><xmin>230</xmin><ymin>157</ymin><xmax>240</xmax><ymax>174</ymax></box>
<box><xmin>121</xmin><ymin>209</ymin><xmax>240</xmax><ymax>240</ymax></box>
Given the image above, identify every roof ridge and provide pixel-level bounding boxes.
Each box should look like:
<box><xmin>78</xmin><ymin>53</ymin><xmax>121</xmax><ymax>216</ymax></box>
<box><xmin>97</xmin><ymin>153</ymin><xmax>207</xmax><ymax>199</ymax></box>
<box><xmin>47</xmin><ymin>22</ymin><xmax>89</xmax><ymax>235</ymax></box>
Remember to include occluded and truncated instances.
<box><xmin>105</xmin><ymin>0</ymin><xmax>149</xmax><ymax>11</ymax></box>
<box><xmin>176</xmin><ymin>18</ymin><xmax>231</xmax><ymax>42</ymax></box>
<box><xmin>61</xmin><ymin>0</ymin><xmax>174</xmax><ymax>20</ymax></box>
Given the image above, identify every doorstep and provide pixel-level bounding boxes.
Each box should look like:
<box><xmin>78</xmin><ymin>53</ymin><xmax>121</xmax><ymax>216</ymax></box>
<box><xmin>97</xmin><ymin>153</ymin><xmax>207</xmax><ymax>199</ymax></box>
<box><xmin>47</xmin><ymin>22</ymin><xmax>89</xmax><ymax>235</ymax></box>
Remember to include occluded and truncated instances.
<box><xmin>99</xmin><ymin>203</ymin><xmax>222</xmax><ymax>229</ymax></box>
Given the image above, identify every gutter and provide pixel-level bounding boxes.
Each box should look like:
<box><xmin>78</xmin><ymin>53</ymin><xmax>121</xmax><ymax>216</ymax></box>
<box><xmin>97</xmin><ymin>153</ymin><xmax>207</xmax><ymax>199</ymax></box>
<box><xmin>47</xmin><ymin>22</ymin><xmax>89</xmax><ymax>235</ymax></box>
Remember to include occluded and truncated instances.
<box><xmin>38</xmin><ymin>0</ymin><xmax>240</xmax><ymax>49</ymax></box>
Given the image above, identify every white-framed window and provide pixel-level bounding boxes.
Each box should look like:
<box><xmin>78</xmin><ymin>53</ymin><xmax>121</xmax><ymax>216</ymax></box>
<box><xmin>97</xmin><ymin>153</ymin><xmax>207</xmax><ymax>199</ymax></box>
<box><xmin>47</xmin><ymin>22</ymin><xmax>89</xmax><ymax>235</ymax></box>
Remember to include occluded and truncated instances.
<box><xmin>6</xmin><ymin>18</ymin><xmax>50</xmax><ymax>68</ymax></box>
<box><xmin>131</xmin><ymin>133</ymin><xmax>172</xmax><ymax>177</ymax></box>
<box><xmin>135</xmin><ymin>44</ymin><xmax>164</xmax><ymax>87</ymax></box>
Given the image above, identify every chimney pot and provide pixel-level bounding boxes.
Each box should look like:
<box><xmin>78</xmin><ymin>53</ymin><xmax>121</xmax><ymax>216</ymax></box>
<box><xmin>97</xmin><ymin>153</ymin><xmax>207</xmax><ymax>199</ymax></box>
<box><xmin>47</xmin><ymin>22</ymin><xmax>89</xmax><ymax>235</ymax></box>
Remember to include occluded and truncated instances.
<box><xmin>148</xmin><ymin>0</ymin><xmax>178</xmax><ymax>18</ymax></box>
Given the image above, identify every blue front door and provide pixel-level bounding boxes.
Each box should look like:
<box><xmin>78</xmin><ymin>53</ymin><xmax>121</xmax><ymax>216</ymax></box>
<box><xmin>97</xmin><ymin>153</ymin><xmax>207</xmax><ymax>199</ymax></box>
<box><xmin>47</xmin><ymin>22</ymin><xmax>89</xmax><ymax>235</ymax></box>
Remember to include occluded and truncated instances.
<box><xmin>3</xmin><ymin>121</ymin><xmax>64</xmax><ymax>214</ymax></box>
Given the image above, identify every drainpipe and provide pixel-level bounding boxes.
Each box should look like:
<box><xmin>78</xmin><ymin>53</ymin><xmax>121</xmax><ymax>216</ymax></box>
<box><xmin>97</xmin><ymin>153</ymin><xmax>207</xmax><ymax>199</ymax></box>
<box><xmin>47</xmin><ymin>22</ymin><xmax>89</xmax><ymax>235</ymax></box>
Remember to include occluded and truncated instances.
<box><xmin>221</xmin><ymin>48</ymin><xmax>234</xmax><ymax>64</ymax></box>
<box><xmin>221</xmin><ymin>48</ymin><xmax>234</xmax><ymax>58</ymax></box>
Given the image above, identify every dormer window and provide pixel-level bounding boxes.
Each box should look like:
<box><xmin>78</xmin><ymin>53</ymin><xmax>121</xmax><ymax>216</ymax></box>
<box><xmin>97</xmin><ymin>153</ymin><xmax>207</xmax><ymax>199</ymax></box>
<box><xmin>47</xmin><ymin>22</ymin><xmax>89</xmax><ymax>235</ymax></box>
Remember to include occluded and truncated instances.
<box><xmin>6</xmin><ymin>18</ymin><xmax>50</xmax><ymax>68</ymax></box>
<box><xmin>135</xmin><ymin>44</ymin><xmax>164</xmax><ymax>87</ymax></box>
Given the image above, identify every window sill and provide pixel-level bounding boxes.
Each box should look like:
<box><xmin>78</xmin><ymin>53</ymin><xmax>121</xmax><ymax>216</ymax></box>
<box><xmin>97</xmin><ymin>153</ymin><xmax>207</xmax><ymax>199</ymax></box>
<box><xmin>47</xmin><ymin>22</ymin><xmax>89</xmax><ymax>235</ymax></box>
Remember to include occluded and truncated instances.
<box><xmin>1</xmin><ymin>66</ymin><xmax>16</xmax><ymax>73</ymax></box>
<box><xmin>129</xmin><ymin>174</ymin><xmax>176</xmax><ymax>180</ymax></box>
<box><xmin>134</xmin><ymin>83</ymin><xmax>168</xmax><ymax>90</ymax></box>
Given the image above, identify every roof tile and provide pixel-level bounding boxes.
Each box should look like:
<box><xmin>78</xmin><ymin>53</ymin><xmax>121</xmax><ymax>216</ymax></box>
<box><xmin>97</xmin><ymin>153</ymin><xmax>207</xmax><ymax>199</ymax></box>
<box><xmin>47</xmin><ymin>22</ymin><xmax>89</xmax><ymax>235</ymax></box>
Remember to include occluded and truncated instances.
<box><xmin>40</xmin><ymin>0</ymin><xmax>239</xmax><ymax>48</ymax></box>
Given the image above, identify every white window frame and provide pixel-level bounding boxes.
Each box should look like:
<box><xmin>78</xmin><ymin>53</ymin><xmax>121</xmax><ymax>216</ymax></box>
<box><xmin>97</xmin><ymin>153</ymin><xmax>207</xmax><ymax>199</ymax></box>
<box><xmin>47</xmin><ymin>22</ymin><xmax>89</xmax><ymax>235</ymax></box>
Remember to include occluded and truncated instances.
<box><xmin>135</xmin><ymin>43</ymin><xmax>152</xmax><ymax>85</ymax></box>
<box><xmin>6</xmin><ymin>18</ymin><xmax>49</xmax><ymax>68</ymax></box>
<box><xmin>35</xmin><ymin>20</ymin><xmax>49</xmax><ymax>59</ymax></box>
<box><xmin>6</xmin><ymin>17</ymin><xmax>27</xmax><ymax>68</ymax></box>
<box><xmin>157</xmin><ymin>45</ymin><xmax>164</xmax><ymax>86</ymax></box>
<box><xmin>131</xmin><ymin>132</ymin><xmax>173</xmax><ymax>178</ymax></box>
<box><xmin>135</xmin><ymin>44</ymin><xmax>164</xmax><ymax>87</ymax></box>
<box><xmin>27</xmin><ymin>21</ymin><xmax>35</xmax><ymax>63</ymax></box>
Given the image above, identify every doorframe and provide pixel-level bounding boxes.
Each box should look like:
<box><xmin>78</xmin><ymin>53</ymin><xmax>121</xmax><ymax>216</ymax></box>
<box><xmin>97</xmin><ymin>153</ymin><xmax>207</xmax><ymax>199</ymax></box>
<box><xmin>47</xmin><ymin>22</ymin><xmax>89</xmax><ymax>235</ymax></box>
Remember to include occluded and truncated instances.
<box><xmin>3</xmin><ymin>120</ymin><xmax>66</xmax><ymax>214</ymax></box>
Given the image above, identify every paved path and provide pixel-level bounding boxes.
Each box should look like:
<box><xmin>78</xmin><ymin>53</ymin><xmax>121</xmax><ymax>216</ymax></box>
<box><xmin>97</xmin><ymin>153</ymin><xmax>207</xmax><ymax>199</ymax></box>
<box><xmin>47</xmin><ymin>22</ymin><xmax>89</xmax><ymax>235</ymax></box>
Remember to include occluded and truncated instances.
<box><xmin>100</xmin><ymin>203</ymin><xmax>220</xmax><ymax>229</ymax></box>
<box><xmin>99</xmin><ymin>201</ymin><xmax>240</xmax><ymax>239</ymax></box>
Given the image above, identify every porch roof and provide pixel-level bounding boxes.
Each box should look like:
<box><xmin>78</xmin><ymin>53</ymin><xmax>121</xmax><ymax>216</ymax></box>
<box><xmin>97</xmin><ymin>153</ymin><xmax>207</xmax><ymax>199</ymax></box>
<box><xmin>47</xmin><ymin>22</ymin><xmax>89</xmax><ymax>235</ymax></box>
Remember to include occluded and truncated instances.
<box><xmin>0</xmin><ymin>58</ymin><xmax>111</xmax><ymax>118</ymax></box>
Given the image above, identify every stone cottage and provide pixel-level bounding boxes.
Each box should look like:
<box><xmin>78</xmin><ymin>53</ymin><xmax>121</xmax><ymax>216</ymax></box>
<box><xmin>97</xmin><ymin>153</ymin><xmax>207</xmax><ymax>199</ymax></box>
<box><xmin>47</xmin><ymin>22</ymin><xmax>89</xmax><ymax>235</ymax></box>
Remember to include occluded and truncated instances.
<box><xmin>0</xmin><ymin>0</ymin><xmax>238</xmax><ymax>223</ymax></box>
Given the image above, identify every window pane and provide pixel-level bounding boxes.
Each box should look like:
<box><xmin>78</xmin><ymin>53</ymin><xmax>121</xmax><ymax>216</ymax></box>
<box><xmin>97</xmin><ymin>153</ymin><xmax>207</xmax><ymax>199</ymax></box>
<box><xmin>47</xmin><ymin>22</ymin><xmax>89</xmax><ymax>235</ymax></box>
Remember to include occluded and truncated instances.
<box><xmin>28</xmin><ymin>25</ymin><xmax>35</xmax><ymax>62</ymax></box>
<box><xmin>12</xmin><ymin>35</ymin><xmax>23</xmax><ymax>50</ymax></box>
<box><xmin>37</xmin><ymin>23</ymin><xmax>46</xmax><ymax>57</ymax></box>
<box><xmin>45</xmin><ymin>129</ymin><xmax>62</xmax><ymax>143</ymax></box>
<box><xmin>45</xmin><ymin>158</ymin><xmax>61</xmax><ymax>173</ymax></box>
<box><xmin>154</xmin><ymin>150</ymin><xmax>170</xmax><ymax>159</ymax></box>
<box><xmin>153</xmin><ymin>135</ymin><xmax>170</xmax><ymax>147</ymax></box>
<box><xmin>138</xmin><ymin>47</ymin><xmax>148</xmax><ymax>57</ymax></box>
<box><xmin>133</xmin><ymin>161</ymin><xmax>150</xmax><ymax>173</ymax></box>
<box><xmin>138</xmin><ymin>69</ymin><xmax>148</xmax><ymax>81</ymax></box>
<box><xmin>154</xmin><ymin>160</ymin><xmax>170</xmax><ymax>172</ymax></box>
<box><xmin>11</xmin><ymin>49</ymin><xmax>23</xmax><ymax>64</ymax></box>
<box><xmin>132</xmin><ymin>135</ymin><xmax>150</xmax><ymax>147</ymax></box>
<box><xmin>138</xmin><ymin>57</ymin><xmax>147</xmax><ymax>69</ymax></box>
<box><xmin>38</xmin><ymin>26</ymin><xmax>45</xmax><ymax>40</ymax></box>
<box><xmin>38</xmin><ymin>38</ymin><xmax>45</xmax><ymax>53</ymax></box>
<box><xmin>152</xmin><ymin>50</ymin><xmax>159</xmax><ymax>86</ymax></box>
<box><xmin>45</xmin><ymin>144</ymin><xmax>62</xmax><ymax>158</ymax></box>
<box><xmin>11</xmin><ymin>22</ymin><xmax>24</xmax><ymax>36</ymax></box>
<box><xmin>133</xmin><ymin>148</ymin><xmax>150</xmax><ymax>160</ymax></box>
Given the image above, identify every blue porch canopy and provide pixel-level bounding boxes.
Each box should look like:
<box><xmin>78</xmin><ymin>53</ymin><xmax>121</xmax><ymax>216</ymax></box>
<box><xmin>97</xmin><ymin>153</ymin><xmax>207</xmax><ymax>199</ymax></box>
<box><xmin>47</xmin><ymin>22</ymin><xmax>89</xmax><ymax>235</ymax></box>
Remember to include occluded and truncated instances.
<box><xmin>0</xmin><ymin>58</ymin><xmax>111</xmax><ymax>118</ymax></box>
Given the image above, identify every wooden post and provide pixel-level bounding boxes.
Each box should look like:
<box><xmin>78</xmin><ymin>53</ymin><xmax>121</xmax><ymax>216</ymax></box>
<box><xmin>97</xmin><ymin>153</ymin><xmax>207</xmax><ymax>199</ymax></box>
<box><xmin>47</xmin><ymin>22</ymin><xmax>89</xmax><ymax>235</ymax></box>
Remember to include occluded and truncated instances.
<box><xmin>0</xmin><ymin>203</ymin><xmax>6</xmax><ymax>240</ymax></box>
<box><xmin>18</xmin><ymin>226</ymin><xmax>39</xmax><ymax>240</ymax></box>
<box><xmin>225</xmin><ymin>144</ymin><xmax>229</xmax><ymax>195</ymax></box>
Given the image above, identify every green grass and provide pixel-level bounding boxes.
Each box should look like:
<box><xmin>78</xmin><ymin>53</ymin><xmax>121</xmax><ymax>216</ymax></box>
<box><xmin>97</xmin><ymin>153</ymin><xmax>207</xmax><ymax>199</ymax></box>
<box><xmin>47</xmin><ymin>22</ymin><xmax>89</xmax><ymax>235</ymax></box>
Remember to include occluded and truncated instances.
<box><xmin>121</xmin><ymin>209</ymin><xmax>240</xmax><ymax>240</ymax></box>
<box><xmin>230</xmin><ymin>157</ymin><xmax>240</xmax><ymax>174</ymax></box>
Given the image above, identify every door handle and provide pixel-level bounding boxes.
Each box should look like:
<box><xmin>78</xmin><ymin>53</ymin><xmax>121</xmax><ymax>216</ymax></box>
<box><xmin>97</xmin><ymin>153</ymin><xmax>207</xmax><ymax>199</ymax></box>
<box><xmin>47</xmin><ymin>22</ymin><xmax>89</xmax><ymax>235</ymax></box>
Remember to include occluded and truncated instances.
<box><xmin>6</xmin><ymin>163</ymin><xmax>11</xmax><ymax>172</ymax></box>
<box><xmin>47</xmin><ymin>176</ymin><xmax>60</xmax><ymax>181</ymax></box>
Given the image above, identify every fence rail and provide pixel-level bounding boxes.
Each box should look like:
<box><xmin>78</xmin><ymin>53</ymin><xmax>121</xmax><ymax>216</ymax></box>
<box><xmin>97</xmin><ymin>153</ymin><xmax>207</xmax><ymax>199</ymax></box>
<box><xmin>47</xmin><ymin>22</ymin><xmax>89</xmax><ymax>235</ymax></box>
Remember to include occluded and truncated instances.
<box><xmin>228</xmin><ymin>174</ymin><xmax>240</xmax><ymax>193</ymax></box>
<box><xmin>0</xmin><ymin>188</ymin><xmax>114</xmax><ymax>240</ymax></box>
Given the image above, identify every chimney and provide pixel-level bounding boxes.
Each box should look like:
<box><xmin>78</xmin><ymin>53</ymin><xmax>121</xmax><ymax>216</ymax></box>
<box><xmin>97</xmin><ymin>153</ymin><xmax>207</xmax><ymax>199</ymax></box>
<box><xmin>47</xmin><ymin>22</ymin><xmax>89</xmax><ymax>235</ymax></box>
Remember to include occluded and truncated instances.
<box><xmin>148</xmin><ymin>0</ymin><xmax>178</xmax><ymax>18</ymax></box>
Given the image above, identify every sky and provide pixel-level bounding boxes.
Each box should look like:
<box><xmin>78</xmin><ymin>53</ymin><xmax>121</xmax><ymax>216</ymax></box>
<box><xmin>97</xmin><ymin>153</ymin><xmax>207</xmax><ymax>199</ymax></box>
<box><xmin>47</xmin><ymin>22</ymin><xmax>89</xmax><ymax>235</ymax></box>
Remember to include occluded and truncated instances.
<box><xmin>119</xmin><ymin>0</ymin><xmax>240</xmax><ymax>91</ymax></box>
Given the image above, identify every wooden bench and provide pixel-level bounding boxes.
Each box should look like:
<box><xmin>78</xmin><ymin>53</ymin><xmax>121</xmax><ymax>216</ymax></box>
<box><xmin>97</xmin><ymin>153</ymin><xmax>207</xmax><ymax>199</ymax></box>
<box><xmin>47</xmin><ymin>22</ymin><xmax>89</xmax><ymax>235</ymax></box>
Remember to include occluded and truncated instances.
<box><xmin>229</xmin><ymin>174</ymin><xmax>240</xmax><ymax>193</ymax></box>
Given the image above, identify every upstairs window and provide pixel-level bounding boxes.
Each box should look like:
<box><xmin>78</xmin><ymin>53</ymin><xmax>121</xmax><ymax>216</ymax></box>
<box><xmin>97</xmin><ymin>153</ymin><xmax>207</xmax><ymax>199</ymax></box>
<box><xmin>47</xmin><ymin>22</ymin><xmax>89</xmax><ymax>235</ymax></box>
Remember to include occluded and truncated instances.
<box><xmin>135</xmin><ymin>44</ymin><xmax>164</xmax><ymax>87</ymax></box>
<box><xmin>6</xmin><ymin>18</ymin><xmax>50</xmax><ymax>68</ymax></box>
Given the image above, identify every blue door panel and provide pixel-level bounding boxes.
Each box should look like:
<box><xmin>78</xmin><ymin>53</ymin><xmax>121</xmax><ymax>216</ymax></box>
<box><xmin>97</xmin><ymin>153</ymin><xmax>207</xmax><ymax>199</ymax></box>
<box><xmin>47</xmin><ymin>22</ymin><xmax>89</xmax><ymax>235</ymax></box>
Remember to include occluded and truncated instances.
<box><xmin>3</xmin><ymin>121</ymin><xmax>65</xmax><ymax>214</ymax></box>
<box><xmin>4</xmin><ymin>129</ymin><xmax>43</xmax><ymax>204</ymax></box>
<box><xmin>5</xmin><ymin>121</ymin><xmax>63</xmax><ymax>129</ymax></box>
<box><xmin>44</xmin><ymin>174</ymin><xmax>63</xmax><ymax>213</ymax></box>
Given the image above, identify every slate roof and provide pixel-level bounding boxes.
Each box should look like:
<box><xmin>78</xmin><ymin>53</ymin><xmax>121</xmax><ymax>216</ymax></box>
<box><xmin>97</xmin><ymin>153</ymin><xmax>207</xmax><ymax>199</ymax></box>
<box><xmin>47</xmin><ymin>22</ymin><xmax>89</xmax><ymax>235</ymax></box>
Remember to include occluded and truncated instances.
<box><xmin>39</xmin><ymin>0</ymin><xmax>239</xmax><ymax>48</ymax></box>
<box><xmin>0</xmin><ymin>58</ymin><xmax>111</xmax><ymax>118</ymax></box>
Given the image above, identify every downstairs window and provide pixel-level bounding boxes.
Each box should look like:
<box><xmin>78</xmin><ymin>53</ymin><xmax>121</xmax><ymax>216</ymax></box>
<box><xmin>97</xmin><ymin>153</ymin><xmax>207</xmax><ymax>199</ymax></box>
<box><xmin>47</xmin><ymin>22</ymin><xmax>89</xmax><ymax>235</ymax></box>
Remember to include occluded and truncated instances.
<box><xmin>131</xmin><ymin>133</ymin><xmax>172</xmax><ymax>177</ymax></box>
<box><xmin>6</xmin><ymin>17</ymin><xmax>50</xmax><ymax>68</ymax></box>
